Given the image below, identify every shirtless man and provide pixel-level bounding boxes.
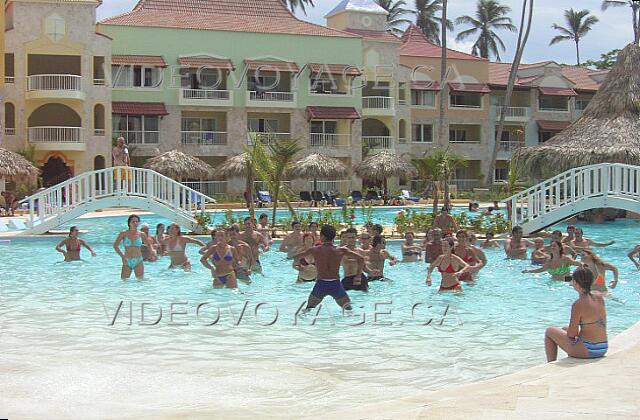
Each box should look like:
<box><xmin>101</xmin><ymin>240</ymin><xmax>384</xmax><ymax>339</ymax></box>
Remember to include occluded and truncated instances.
<box><xmin>294</xmin><ymin>225</ymin><xmax>365</xmax><ymax>311</ymax></box>
<box><xmin>561</xmin><ymin>225</ymin><xmax>576</xmax><ymax>245</ymax></box>
<box><xmin>548</xmin><ymin>230</ymin><xmax>576</xmax><ymax>258</ymax></box>
<box><xmin>480</xmin><ymin>232</ymin><xmax>500</xmax><ymax>249</ymax></box>
<box><xmin>280</xmin><ymin>221</ymin><xmax>304</xmax><ymax>258</ymax></box>
<box><xmin>341</xmin><ymin>228</ymin><xmax>372</xmax><ymax>292</ymax></box>
<box><xmin>432</xmin><ymin>207</ymin><xmax>458</xmax><ymax>237</ymax></box>
<box><xmin>367</xmin><ymin>235</ymin><xmax>398</xmax><ymax>281</ymax></box>
<box><xmin>239</xmin><ymin>216</ymin><xmax>269</xmax><ymax>273</ymax></box>
<box><xmin>504</xmin><ymin>226</ymin><xmax>535</xmax><ymax>259</ymax></box>
<box><xmin>256</xmin><ymin>213</ymin><xmax>273</xmax><ymax>244</ymax></box>
<box><xmin>424</xmin><ymin>227</ymin><xmax>444</xmax><ymax>264</ymax></box>
<box><xmin>359</xmin><ymin>232</ymin><xmax>372</xmax><ymax>252</ymax></box>
<box><xmin>307</xmin><ymin>221</ymin><xmax>320</xmax><ymax>244</ymax></box>
<box><xmin>227</xmin><ymin>224</ymin><xmax>254</xmax><ymax>283</ymax></box>
<box><xmin>569</xmin><ymin>228</ymin><xmax>614</xmax><ymax>251</ymax></box>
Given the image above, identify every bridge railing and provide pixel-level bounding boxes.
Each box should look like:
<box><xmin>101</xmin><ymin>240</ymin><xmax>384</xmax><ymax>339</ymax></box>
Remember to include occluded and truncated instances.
<box><xmin>508</xmin><ymin>163</ymin><xmax>640</xmax><ymax>228</ymax></box>
<box><xmin>21</xmin><ymin>167</ymin><xmax>216</xmax><ymax>229</ymax></box>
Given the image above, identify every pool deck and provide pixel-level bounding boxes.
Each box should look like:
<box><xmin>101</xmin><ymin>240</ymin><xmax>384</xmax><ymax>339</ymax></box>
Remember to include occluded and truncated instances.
<box><xmin>319</xmin><ymin>321</ymin><xmax>640</xmax><ymax>420</ymax></box>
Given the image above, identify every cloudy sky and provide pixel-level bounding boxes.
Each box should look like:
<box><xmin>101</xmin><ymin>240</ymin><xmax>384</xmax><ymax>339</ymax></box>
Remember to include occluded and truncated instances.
<box><xmin>97</xmin><ymin>0</ymin><xmax>633</xmax><ymax>65</ymax></box>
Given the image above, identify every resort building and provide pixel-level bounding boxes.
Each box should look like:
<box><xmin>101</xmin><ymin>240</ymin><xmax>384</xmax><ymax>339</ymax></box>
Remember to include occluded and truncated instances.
<box><xmin>1</xmin><ymin>0</ymin><xmax>112</xmax><ymax>187</ymax></box>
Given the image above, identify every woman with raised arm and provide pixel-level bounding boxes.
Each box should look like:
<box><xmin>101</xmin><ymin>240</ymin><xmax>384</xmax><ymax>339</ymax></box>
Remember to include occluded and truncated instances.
<box><xmin>165</xmin><ymin>224</ymin><xmax>205</xmax><ymax>271</ymax></box>
<box><xmin>580</xmin><ymin>249</ymin><xmax>619</xmax><ymax>293</ymax></box>
<box><xmin>113</xmin><ymin>215</ymin><xmax>155</xmax><ymax>279</ymax></box>
<box><xmin>426</xmin><ymin>238</ymin><xmax>469</xmax><ymax>292</ymax></box>
<box><xmin>522</xmin><ymin>241</ymin><xmax>580</xmax><ymax>281</ymax></box>
<box><xmin>201</xmin><ymin>228</ymin><xmax>240</xmax><ymax>289</ymax></box>
<box><xmin>55</xmin><ymin>226</ymin><xmax>97</xmax><ymax>262</ymax></box>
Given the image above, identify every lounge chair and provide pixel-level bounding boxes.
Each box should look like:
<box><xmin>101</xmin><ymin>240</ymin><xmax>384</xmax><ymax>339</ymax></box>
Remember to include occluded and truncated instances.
<box><xmin>401</xmin><ymin>190</ymin><xmax>420</xmax><ymax>203</ymax></box>
<box><xmin>323</xmin><ymin>191</ymin><xmax>336</xmax><ymax>206</ymax></box>
<box><xmin>365</xmin><ymin>190</ymin><xmax>382</xmax><ymax>201</ymax></box>
<box><xmin>350</xmin><ymin>190</ymin><xmax>364</xmax><ymax>203</ymax></box>
<box><xmin>311</xmin><ymin>191</ymin><xmax>325</xmax><ymax>207</ymax></box>
<box><xmin>299</xmin><ymin>191</ymin><xmax>313</xmax><ymax>207</ymax></box>
<box><xmin>256</xmin><ymin>190</ymin><xmax>272</xmax><ymax>207</ymax></box>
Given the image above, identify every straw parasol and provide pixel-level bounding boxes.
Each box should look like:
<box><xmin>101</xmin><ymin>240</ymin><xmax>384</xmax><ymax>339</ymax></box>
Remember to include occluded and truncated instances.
<box><xmin>143</xmin><ymin>149</ymin><xmax>213</xmax><ymax>180</ymax></box>
<box><xmin>0</xmin><ymin>147</ymin><xmax>39</xmax><ymax>183</ymax></box>
<box><xmin>215</xmin><ymin>153</ymin><xmax>255</xmax><ymax>210</ymax></box>
<box><xmin>516</xmin><ymin>43</ymin><xmax>640</xmax><ymax>179</ymax></box>
<box><xmin>289</xmin><ymin>153</ymin><xmax>349</xmax><ymax>192</ymax></box>
<box><xmin>355</xmin><ymin>151</ymin><xmax>416</xmax><ymax>194</ymax></box>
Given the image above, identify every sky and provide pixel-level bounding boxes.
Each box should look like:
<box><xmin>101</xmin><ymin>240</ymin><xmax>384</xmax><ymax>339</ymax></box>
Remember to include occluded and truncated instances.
<box><xmin>96</xmin><ymin>0</ymin><xmax>633</xmax><ymax>65</ymax></box>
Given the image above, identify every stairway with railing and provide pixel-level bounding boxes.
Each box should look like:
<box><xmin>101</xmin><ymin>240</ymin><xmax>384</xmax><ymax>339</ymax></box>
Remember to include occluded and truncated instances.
<box><xmin>507</xmin><ymin>163</ymin><xmax>640</xmax><ymax>235</ymax></box>
<box><xmin>19</xmin><ymin>167</ymin><xmax>216</xmax><ymax>235</ymax></box>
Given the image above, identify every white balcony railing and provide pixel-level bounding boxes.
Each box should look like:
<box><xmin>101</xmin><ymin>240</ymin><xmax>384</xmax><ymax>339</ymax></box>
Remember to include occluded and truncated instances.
<box><xmin>94</xmin><ymin>129</ymin><xmax>105</xmax><ymax>137</ymax></box>
<box><xmin>310</xmin><ymin>133</ymin><xmax>351</xmax><ymax>148</ymax></box>
<box><xmin>93</xmin><ymin>78</ymin><xmax>105</xmax><ymax>86</ymax></box>
<box><xmin>362</xmin><ymin>96</ymin><xmax>393</xmax><ymax>110</ymax></box>
<box><xmin>363</xmin><ymin>136</ymin><xmax>392</xmax><ymax>149</ymax></box>
<box><xmin>539</xmin><ymin>106</ymin><xmax>569</xmax><ymax>112</ymax></box>
<box><xmin>5</xmin><ymin>128</ymin><xmax>16</xmax><ymax>136</ymax></box>
<box><xmin>183</xmin><ymin>181</ymin><xmax>228</xmax><ymax>196</ymax></box>
<box><xmin>449</xmin><ymin>139</ymin><xmax>481</xmax><ymax>144</ymax></box>
<box><xmin>27</xmin><ymin>74</ymin><xmax>81</xmax><ymax>91</ymax></box>
<box><xmin>113</xmin><ymin>130</ymin><xmax>160</xmax><ymax>145</ymax></box>
<box><xmin>181</xmin><ymin>131</ymin><xmax>228</xmax><ymax>146</ymax></box>
<box><xmin>499</xmin><ymin>141</ymin><xmax>525</xmax><ymax>153</ymax></box>
<box><xmin>248</xmin><ymin>91</ymin><xmax>295</xmax><ymax>102</ymax></box>
<box><xmin>493</xmin><ymin>106</ymin><xmax>530</xmax><ymax>118</ymax></box>
<box><xmin>5</xmin><ymin>76</ymin><xmax>15</xmax><ymax>84</ymax></box>
<box><xmin>247</xmin><ymin>132</ymin><xmax>291</xmax><ymax>145</ymax></box>
<box><xmin>28</xmin><ymin>126</ymin><xmax>83</xmax><ymax>143</ymax></box>
<box><xmin>182</xmin><ymin>89</ymin><xmax>231</xmax><ymax>101</ymax></box>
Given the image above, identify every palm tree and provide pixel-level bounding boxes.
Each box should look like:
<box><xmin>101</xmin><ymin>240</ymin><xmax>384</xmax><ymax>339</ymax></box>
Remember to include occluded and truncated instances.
<box><xmin>376</xmin><ymin>0</ymin><xmax>415</xmax><ymax>35</ymax></box>
<box><xmin>412</xmin><ymin>155</ymin><xmax>441</xmax><ymax>212</ymax></box>
<box><xmin>281</xmin><ymin>0</ymin><xmax>314</xmax><ymax>15</ymax></box>
<box><xmin>549</xmin><ymin>9</ymin><xmax>599</xmax><ymax>65</ymax></box>
<box><xmin>437</xmin><ymin>0</ymin><xmax>449</xmax><ymax>147</ymax></box>
<box><xmin>415</xmin><ymin>0</ymin><xmax>454</xmax><ymax>45</ymax></box>
<box><xmin>455</xmin><ymin>0</ymin><xmax>517</xmax><ymax>61</ymax></box>
<box><xmin>414</xmin><ymin>149</ymin><xmax>467</xmax><ymax>211</ymax></box>
<box><xmin>602</xmin><ymin>1</ymin><xmax>640</xmax><ymax>44</ymax></box>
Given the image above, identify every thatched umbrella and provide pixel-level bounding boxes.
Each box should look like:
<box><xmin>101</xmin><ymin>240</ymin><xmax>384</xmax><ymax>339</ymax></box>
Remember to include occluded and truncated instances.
<box><xmin>0</xmin><ymin>147</ymin><xmax>39</xmax><ymax>183</ymax></box>
<box><xmin>355</xmin><ymin>151</ymin><xmax>416</xmax><ymax>194</ymax></box>
<box><xmin>516</xmin><ymin>43</ymin><xmax>640</xmax><ymax>179</ymax></box>
<box><xmin>143</xmin><ymin>149</ymin><xmax>213</xmax><ymax>180</ymax></box>
<box><xmin>289</xmin><ymin>153</ymin><xmax>349</xmax><ymax>192</ymax></box>
<box><xmin>215</xmin><ymin>153</ymin><xmax>255</xmax><ymax>211</ymax></box>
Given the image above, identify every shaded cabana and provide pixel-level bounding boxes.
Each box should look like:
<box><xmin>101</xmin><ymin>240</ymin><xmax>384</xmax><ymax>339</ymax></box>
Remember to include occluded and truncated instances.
<box><xmin>143</xmin><ymin>149</ymin><xmax>214</xmax><ymax>180</ymax></box>
<box><xmin>0</xmin><ymin>147</ymin><xmax>39</xmax><ymax>191</ymax></box>
<box><xmin>289</xmin><ymin>153</ymin><xmax>349</xmax><ymax>192</ymax></box>
<box><xmin>215</xmin><ymin>153</ymin><xmax>255</xmax><ymax>210</ymax></box>
<box><xmin>516</xmin><ymin>43</ymin><xmax>640</xmax><ymax>179</ymax></box>
<box><xmin>354</xmin><ymin>151</ymin><xmax>416</xmax><ymax>194</ymax></box>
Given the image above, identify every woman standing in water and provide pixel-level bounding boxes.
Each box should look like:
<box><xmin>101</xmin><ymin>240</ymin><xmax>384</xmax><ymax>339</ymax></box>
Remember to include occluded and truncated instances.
<box><xmin>154</xmin><ymin>223</ymin><xmax>168</xmax><ymax>256</ymax></box>
<box><xmin>454</xmin><ymin>230</ymin><xmax>483</xmax><ymax>281</ymax></box>
<box><xmin>522</xmin><ymin>241</ymin><xmax>580</xmax><ymax>281</ymax></box>
<box><xmin>165</xmin><ymin>224</ymin><xmax>206</xmax><ymax>271</ymax></box>
<box><xmin>201</xmin><ymin>228</ymin><xmax>240</xmax><ymax>289</ymax></box>
<box><xmin>140</xmin><ymin>224</ymin><xmax>158</xmax><ymax>262</ymax></box>
<box><xmin>426</xmin><ymin>238</ymin><xmax>470</xmax><ymax>292</ymax></box>
<box><xmin>55</xmin><ymin>226</ymin><xmax>97</xmax><ymax>261</ymax></box>
<box><xmin>580</xmin><ymin>249</ymin><xmax>619</xmax><ymax>293</ymax></box>
<box><xmin>401</xmin><ymin>231</ymin><xmax>423</xmax><ymax>262</ymax></box>
<box><xmin>113</xmin><ymin>215</ymin><xmax>156</xmax><ymax>279</ymax></box>
<box><xmin>293</xmin><ymin>233</ymin><xmax>317</xmax><ymax>283</ymax></box>
<box><xmin>544</xmin><ymin>268</ymin><xmax>608</xmax><ymax>362</ymax></box>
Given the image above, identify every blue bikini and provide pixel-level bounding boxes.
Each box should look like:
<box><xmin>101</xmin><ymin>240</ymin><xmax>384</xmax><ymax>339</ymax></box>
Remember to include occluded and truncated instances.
<box><xmin>212</xmin><ymin>248</ymin><xmax>234</xmax><ymax>285</ymax></box>
<box><xmin>124</xmin><ymin>235</ymin><xmax>144</xmax><ymax>269</ymax></box>
<box><xmin>576</xmin><ymin>318</ymin><xmax>608</xmax><ymax>358</ymax></box>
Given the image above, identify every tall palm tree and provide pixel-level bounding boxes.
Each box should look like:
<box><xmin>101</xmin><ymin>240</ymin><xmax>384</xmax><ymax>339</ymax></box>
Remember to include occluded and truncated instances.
<box><xmin>437</xmin><ymin>0</ymin><xmax>449</xmax><ymax>148</ymax></box>
<box><xmin>375</xmin><ymin>0</ymin><xmax>415</xmax><ymax>35</ymax></box>
<box><xmin>415</xmin><ymin>0</ymin><xmax>454</xmax><ymax>45</ymax></box>
<box><xmin>549</xmin><ymin>9</ymin><xmax>599</xmax><ymax>65</ymax></box>
<box><xmin>413</xmin><ymin>149</ymin><xmax>467</xmax><ymax>211</ymax></box>
<box><xmin>602</xmin><ymin>1</ymin><xmax>640</xmax><ymax>44</ymax></box>
<box><xmin>281</xmin><ymin>0</ymin><xmax>314</xmax><ymax>15</ymax></box>
<box><xmin>455</xmin><ymin>0</ymin><xmax>517</xmax><ymax>61</ymax></box>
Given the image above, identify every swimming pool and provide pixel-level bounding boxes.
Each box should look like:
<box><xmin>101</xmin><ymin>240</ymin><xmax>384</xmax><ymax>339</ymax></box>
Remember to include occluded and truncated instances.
<box><xmin>2</xmin><ymin>215</ymin><xmax>639</xmax><ymax>417</ymax></box>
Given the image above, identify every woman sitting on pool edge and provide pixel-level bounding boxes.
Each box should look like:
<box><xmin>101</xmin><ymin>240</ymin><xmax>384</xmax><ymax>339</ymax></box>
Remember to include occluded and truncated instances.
<box><xmin>426</xmin><ymin>238</ymin><xmax>470</xmax><ymax>292</ymax></box>
<box><xmin>55</xmin><ymin>226</ymin><xmax>97</xmax><ymax>262</ymax></box>
<box><xmin>522</xmin><ymin>240</ymin><xmax>580</xmax><ymax>281</ymax></box>
<box><xmin>113</xmin><ymin>215</ymin><xmax>156</xmax><ymax>279</ymax></box>
<box><xmin>544</xmin><ymin>267</ymin><xmax>608</xmax><ymax>362</ymax></box>
<box><xmin>201</xmin><ymin>228</ymin><xmax>240</xmax><ymax>289</ymax></box>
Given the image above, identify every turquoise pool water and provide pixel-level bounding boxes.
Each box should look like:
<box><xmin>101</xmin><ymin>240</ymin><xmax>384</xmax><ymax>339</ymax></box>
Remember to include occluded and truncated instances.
<box><xmin>2</xmin><ymin>215</ymin><xmax>639</xmax><ymax>416</ymax></box>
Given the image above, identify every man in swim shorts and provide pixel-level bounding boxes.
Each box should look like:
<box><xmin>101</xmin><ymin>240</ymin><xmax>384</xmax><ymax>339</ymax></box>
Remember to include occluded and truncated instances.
<box><xmin>280</xmin><ymin>221</ymin><xmax>304</xmax><ymax>258</ymax></box>
<box><xmin>432</xmin><ymin>207</ymin><xmax>458</xmax><ymax>236</ymax></box>
<box><xmin>341</xmin><ymin>228</ymin><xmax>373</xmax><ymax>292</ymax></box>
<box><xmin>240</xmin><ymin>216</ymin><xmax>269</xmax><ymax>274</ymax></box>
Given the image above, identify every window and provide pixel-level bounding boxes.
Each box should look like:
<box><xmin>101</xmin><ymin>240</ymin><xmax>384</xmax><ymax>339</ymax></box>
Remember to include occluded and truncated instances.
<box><xmin>310</xmin><ymin>120</ymin><xmax>337</xmax><ymax>134</ymax></box>
<box><xmin>111</xmin><ymin>65</ymin><xmax>161</xmax><ymax>88</ymax></box>
<box><xmin>411</xmin><ymin>90</ymin><xmax>435</xmax><ymax>107</ymax></box>
<box><xmin>449</xmin><ymin>129</ymin><xmax>467</xmax><ymax>142</ymax></box>
<box><xmin>248</xmin><ymin>118</ymin><xmax>279</xmax><ymax>133</ymax></box>
<box><xmin>412</xmin><ymin>124</ymin><xmax>433</xmax><ymax>143</ymax></box>
<box><xmin>112</xmin><ymin>114</ymin><xmax>160</xmax><ymax>144</ymax></box>
<box><xmin>4</xmin><ymin>103</ymin><xmax>15</xmax><ymax>135</ymax></box>
<box><xmin>497</xmin><ymin>130</ymin><xmax>512</xmax><ymax>142</ymax></box>
<box><xmin>182</xmin><ymin>118</ymin><xmax>216</xmax><ymax>132</ymax></box>
<box><xmin>45</xmin><ymin>14</ymin><xmax>65</xmax><ymax>42</ymax></box>
<box><xmin>249</xmin><ymin>75</ymin><xmax>278</xmax><ymax>91</ymax></box>
<box><xmin>310</xmin><ymin>78</ymin><xmax>336</xmax><ymax>94</ymax></box>
<box><xmin>450</xmin><ymin>92</ymin><xmax>482</xmax><ymax>108</ymax></box>
<box><xmin>494</xmin><ymin>168</ymin><xmax>508</xmax><ymax>182</ymax></box>
<box><xmin>398</xmin><ymin>82</ymin><xmax>406</xmax><ymax>104</ymax></box>
<box><xmin>93</xmin><ymin>56</ymin><xmax>105</xmax><ymax>84</ymax></box>
<box><xmin>576</xmin><ymin>99</ymin><xmax>590</xmax><ymax>110</ymax></box>
<box><xmin>4</xmin><ymin>54</ymin><xmax>14</xmax><ymax>82</ymax></box>
<box><xmin>539</xmin><ymin>131</ymin><xmax>555</xmax><ymax>143</ymax></box>
<box><xmin>539</xmin><ymin>95</ymin><xmax>568</xmax><ymax>111</ymax></box>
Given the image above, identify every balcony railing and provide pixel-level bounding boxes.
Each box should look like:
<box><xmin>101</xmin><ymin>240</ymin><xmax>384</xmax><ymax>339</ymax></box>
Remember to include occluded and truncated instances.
<box><xmin>93</xmin><ymin>78</ymin><xmax>105</xmax><ymax>86</ymax></box>
<box><xmin>449</xmin><ymin>139</ymin><xmax>481</xmax><ymax>144</ymax></box>
<box><xmin>28</xmin><ymin>126</ymin><xmax>83</xmax><ymax>143</ymax></box>
<box><xmin>181</xmin><ymin>131</ymin><xmax>228</xmax><ymax>146</ymax></box>
<box><xmin>183</xmin><ymin>181</ymin><xmax>228</xmax><ymax>196</ymax></box>
<box><xmin>94</xmin><ymin>129</ymin><xmax>105</xmax><ymax>137</ymax></box>
<box><xmin>247</xmin><ymin>91</ymin><xmax>295</xmax><ymax>102</ymax></box>
<box><xmin>5</xmin><ymin>76</ymin><xmax>15</xmax><ymax>84</ymax></box>
<box><xmin>113</xmin><ymin>130</ymin><xmax>160</xmax><ymax>145</ymax></box>
<box><xmin>362</xmin><ymin>96</ymin><xmax>393</xmax><ymax>110</ymax></box>
<box><xmin>493</xmin><ymin>106</ymin><xmax>530</xmax><ymax>118</ymax></box>
<box><xmin>182</xmin><ymin>89</ymin><xmax>231</xmax><ymax>101</ymax></box>
<box><xmin>363</xmin><ymin>136</ymin><xmax>392</xmax><ymax>149</ymax></box>
<box><xmin>538</xmin><ymin>106</ymin><xmax>569</xmax><ymax>112</ymax></box>
<box><xmin>310</xmin><ymin>133</ymin><xmax>350</xmax><ymax>148</ymax></box>
<box><xmin>27</xmin><ymin>74</ymin><xmax>81</xmax><ymax>91</ymax></box>
<box><xmin>247</xmin><ymin>132</ymin><xmax>291</xmax><ymax>145</ymax></box>
<box><xmin>5</xmin><ymin>128</ymin><xmax>16</xmax><ymax>136</ymax></box>
<box><xmin>499</xmin><ymin>141</ymin><xmax>525</xmax><ymax>153</ymax></box>
<box><xmin>450</xmin><ymin>103</ymin><xmax>481</xmax><ymax>109</ymax></box>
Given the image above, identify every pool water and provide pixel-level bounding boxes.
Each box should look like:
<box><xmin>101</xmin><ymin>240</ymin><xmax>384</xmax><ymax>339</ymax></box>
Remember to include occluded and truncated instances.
<box><xmin>1</xmin><ymin>215</ymin><xmax>639</xmax><ymax>417</ymax></box>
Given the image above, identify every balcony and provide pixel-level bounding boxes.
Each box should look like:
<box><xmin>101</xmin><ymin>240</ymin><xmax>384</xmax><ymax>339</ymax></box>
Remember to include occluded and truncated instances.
<box><xmin>247</xmin><ymin>132</ymin><xmax>291</xmax><ymax>145</ymax></box>
<box><xmin>498</xmin><ymin>141</ymin><xmax>525</xmax><ymax>155</ymax></box>
<box><xmin>26</xmin><ymin>74</ymin><xmax>85</xmax><ymax>100</ymax></box>
<box><xmin>179</xmin><ymin>89</ymin><xmax>234</xmax><ymax>107</ymax></box>
<box><xmin>449</xmin><ymin>139</ymin><xmax>481</xmax><ymax>144</ymax></box>
<box><xmin>113</xmin><ymin>130</ymin><xmax>159</xmax><ymax>145</ymax></box>
<box><xmin>246</xmin><ymin>91</ymin><xmax>297</xmax><ymax>108</ymax></box>
<box><xmin>310</xmin><ymin>133</ymin><xmax>351</xmax><ymax>148</ymax></box>
<box><xmin>363</xmin><ymin>136</ymin><xmax>393</xmax><ymax>149</ymax></box>
<box><xmin>5</xmin><ymin>128</ymin><xmax>16</xmax><ymax>136</ymax></box>
<box><xmin>362</xmin><ymin>97</ymin><xmax>395</xmax><ymax>116</ymax></box>
<box><xmin>28</xmin><ymin>126</ymin><xmax>85</xmax><ymax>151</ymax></box>
<box><xmin>181</xmin><ymin>131</ymin><xmax>228</xmax><ymax>146</ymax></box>
<box><xmin>493</xmin><ymin>106</ymin><xmax>530</xmax><ymax>122</ymax></box>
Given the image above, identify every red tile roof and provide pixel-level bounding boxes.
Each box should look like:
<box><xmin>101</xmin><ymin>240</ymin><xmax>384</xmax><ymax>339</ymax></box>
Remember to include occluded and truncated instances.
<box><xmin>307</xmin><ymin>106</ymin><xmax>360</xmax><ymax>120</ymax></box>
<box><xmin>449</xmin><ymin>82</ymin><xmax>491</xmax><ymax>93</ymax></box>
<box><xmin>112</xmin><ymin>55</ymin><xmax>167</xmax><ymax>67</ymax></box>
<box><xmin>411</xmin><ymin>80</ymin><xmax>440</xmax><ymax>91</ymax></box>
<box><xmin>178</xmin><ymin>56</ymin><xmax>234</xmax><ymax>70</ymax></box>
<box><xmin>101</xmin><ymin>0</ymin><xmax>357</xmax><ymax>38</ymax></box>
<box><xmin>308</xmin><ymin>63</ymin><xmax>362</xmax><ymax>77</ymax></box>
<box><xmin>537</xmin><ymin>120</ymin><xmax>571</xmax><ymax>131</ymax></box>
<box><xmin>538</xmin><ymin>87</ymin><xmax>577</xmax><ymax>97</ymax></box>
<box><xmin>245</xmin><ymin>59</ymin><xmax>300</xmax><ymax>73</ymax></box>
<box><xmin>345</xmin><ymin>28</ymin><xmax>400</xmax><ymax>42</ymax></box>
<box><xmin>489</xmin><ymin>62</ymin><xmax>607</xmax><ymax>92</ymax></box>
<box><xmin>400</xmin><ymin>24</ymin><xmax>485</xmax><ymax>61</ymax></box>
<box><xmin>112</xmin><ymin>102</ymin><xmax>169</xmax><ymax>116</ymax></box>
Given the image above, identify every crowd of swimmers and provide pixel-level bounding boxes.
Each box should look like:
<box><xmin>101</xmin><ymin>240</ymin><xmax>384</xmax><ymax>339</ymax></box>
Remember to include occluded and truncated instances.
<box><xmin>58</xmin><ymin>208</ymin><xmax>640</xmax><ymax>362</ymax></box>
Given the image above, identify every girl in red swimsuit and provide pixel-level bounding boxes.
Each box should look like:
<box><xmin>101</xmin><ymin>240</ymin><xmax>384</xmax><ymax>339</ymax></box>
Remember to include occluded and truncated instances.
<box><xmin>426</xmin><ymin>238</ymin><xmax>470</xmax><ymax>292</ymax></box>
<box><xmin>454</xmin><ymin>230</ymin><xmax>481</xmax><ymax>282</ymax></box>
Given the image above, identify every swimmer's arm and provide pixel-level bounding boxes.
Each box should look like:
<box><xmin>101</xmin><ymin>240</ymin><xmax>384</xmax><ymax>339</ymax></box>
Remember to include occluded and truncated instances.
<box><xmin>522</xmin><ymin>262</ymin><xmax>549</xmax><ymax>274</ymax></box>
<box><xmin>588</xmin><ymin>238</ymin><xmax>614</xmax><ymax>247</ymax></box>
<box><xmin>628</xmin><ymin>246</ymin><xmax>640</xmax><ymax>269</ymax></box>
<box><xmin>184</xmin><ymin>237</ymin><xmax>206</xmax><ymax>247</ymax></box>
<box><xmin>141</xmin><ymin>233</ymin><xmax>157</xmax><ymax>257</ymax></box>
<box><xmin>342</xmin><ymin>248</ymin><xmax>365</xmax><ymax>275</ymax></box>
<box><xmin>604</xmin><ymin>262</ymin><xmax>619</xmax><ymax>288</ymax></box>
<box><xmin>503</xmin><ymin>239</ymin><xmax>512</xmax><ymax>252</ymax></box>
<box><xmin>55</xmin><ymin>239</ymin><xmax>67</xmax><ymax>254</ymax></box>
<box><xmin>79</xmin><ymin>239</ymin><xmax>97</xmax><ymax>256</ymax></box>
<box><xmin>278</xmin><ymin>236</ymin><xmax>288</xmax><ymax>252</ymax></box>
<box><xmin>231</xmin><ymin>247</ymin><xmax>241</xmax><ymax>271</ymax></box>
<box><xmin>200</xmin><ymin>248</ymin><xmax>215</xmax><ymax>271</ymax></box>
<box><xmin>260</xmin><ymin>232</ymin><xmax>270</xmax><ymax>252</ymax></box>
<box><xmin>383</xmin><ymin>250</ymin><xmax>398</xmax><ymax>265</ymax></box>
<box><xmin>426</xmin><ymin>255</ymin><xmax>443</xmax><ymax>286</ymax></box>
<box><xmin>474</xmin><ymin>248</ymin><xmax>487</xmax><ymax>270</ymax></box>
<box><xmin>453</xmin><ymin>255</ymin><xmax>470</xmax><ymax>274</ymax></box>
<box><xmin>113</xmin><ymin>232</ymin><xmax>125</xmax><ymax>259</ymax></box>
<box><xmin>524</xmin><ymin>239</ymin><xmax>536</xmax><ymax>248</ymax></box>
<box><xmin>567</xmin><ymin>303</ymin><xmax>580</xmax><ymax>340</ymax></box>
<box><xmin>291</xmin><ymin>247</ymin><xmax>313</xmax><ymax>262</ymax></box>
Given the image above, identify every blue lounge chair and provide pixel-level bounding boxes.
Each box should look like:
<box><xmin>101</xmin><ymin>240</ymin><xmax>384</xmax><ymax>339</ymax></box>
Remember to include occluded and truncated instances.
<box><xmin>401</xmin><ymin>190</ymin><xmax>420</xmax><ymax>203</ymax></box>
<box><xmin>365</xmin><ymin>190</ymin><xmax>382</xmax><ymax>201</ymax></box>
<box><xmin>350</xmin><ymin>190</ymin><xmax>363</xmax><ymax>203</ymax></box>
<box><xmin>256</xmin><ymin>191</ymin><xmax>272</xmax><ymax>207</ymax></box>
<box><xmin>323</xmin><ymin>191</ymin><xmax>336</xmax><ymax>206</ymax></box>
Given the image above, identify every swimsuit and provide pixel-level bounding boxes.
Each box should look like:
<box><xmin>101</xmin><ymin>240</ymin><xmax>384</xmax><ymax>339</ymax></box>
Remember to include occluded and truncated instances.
<box><xmin>169</xmin><ymin>240</ymin><xmax>185</xmax><ymax>252</ymax></box>
<box><xmin>341</xmin><ymin>274</ymin><xmax>369</xmax><ymax>292</ymax></box>
<box><xmin>123</xmin><ymin>235</ymin><xmax>144</xmax><ymax>269</ymax></box>
<box><xmin>311</xmin><ymin>279</ymin><xmax>348</xmax><ymax>300</ymax></box>
<box><xmin>575</xmin><ymin>318</ymin><xmax>608</xmax><ymax>358</ymax></box>
<box><xmin>439</xmin><ymin>283</ymin><xmax>462</xmax><ymax>292</ymax></box>
<box><xmin>66</xmin><ymin>240</ymin><xmax>81</xmax><ymax>252</ymax></box>
<box><xmin>215</xmin><ymin>273</ymin><xmax>234</xmax><ymax>286</ymax></box>
<box><xmin>592</xmin><ymin>274</ymin><xmax>607</xmax><ymax>292</ymax></box>
<box><xmin>548</xmin><ymin>265</ymin><xmax>571</xmax><ymax>281</ymax></box>
<box><xmin>212</xmin><ymin>248</ymin><xmax>233</xmax><ymax>262</ymax></box>
<box><xmin>438</xmin><ymin>259</ymin><xmax>461</xmax><ymax>291</ymax></box>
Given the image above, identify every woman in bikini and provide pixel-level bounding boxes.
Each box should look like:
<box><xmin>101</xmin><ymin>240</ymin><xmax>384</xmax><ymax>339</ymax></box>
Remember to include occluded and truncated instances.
<box><xmin>454</xmin><ymin>230</ymin><xmax>483</xmax><ymax>282</ymax></box>
<box><xmin>426</xmin><ymin>238</ymin><xmax>470</xmax><ymax>292</ymax></box>
<box><xmin>140</xmin><ymin>224</ymin><xmax>158</xmax><ymax>262</ymax></box>
<box><xmin>55</xmin><ymin>226</ymin><xmax>97</xmax><ymax>262</ymax></box>
<box><xmin>201</xmin><ymin>228</ymin><xmax>240</xmax><ymax>289</ymax></box>
<box><xmin>401</xmin><ymin>231</ymin><xmax>423</xmax><ymax>262</ymax></box>
<box><xmin>165</xmin><ymin>224</ymin><xmax>205</xmax><ymax>272</ymax></box>
<box><xmin>293</xmin><ymin>233</ymin><xmax>317</xmax><ymax>283</ymax></box>
<box><xmin>580</xmin><ymin>249</ymin><xmax>619</xmax><ymax>293</ymax></box>
<box><xmin>544</xmin><ymin>267</ymin><xmax>608</xmax><ymax>362</ymax></box>
<box><xmin>113</xmin><ymin>215</ymin><xmax>155</xmax><ymax>279</ymax></box>
<box><xmin>154</xmin><ymin>223</ymin><xmax>168</xmax><ymax>256</ymax></box>
<box><xmin>522</xmin><ymin>240</ymin><xmax>580</xmax><ymax>281</ymax></box>
<box><xmin>367</xmin><ymin>235</ymin><xmax>398</xmax><ymax>281</ymax></box>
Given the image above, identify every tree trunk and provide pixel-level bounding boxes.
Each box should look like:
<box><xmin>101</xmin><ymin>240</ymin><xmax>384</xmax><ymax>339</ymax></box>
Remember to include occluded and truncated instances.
<box><xmin>576</xmin><ymin>40</ymin><xmax>580</xmax><ymax>65</ymax></box>
<box><xmin>246</xmin><ymin>167</ymin><xmax>255</xmax><ymax>219</ymax></box>
<box><xmin>485</xmin><ymin>0</ymin><xmax>535</xmax><ymax>188</ymax></box>
<box><xmin>432</xmin><ymin>181</ymin><xmax>440</xmax><ymax>213</ymax></box>
<box><xmin>443</xmin><ymin>180</ymin><xmax>451</xmax><ymax>209</ymax></box>
<box><xmin>437</xmin><ymin>0</ymin><xmax>449</xmax><ymax>147</ymax></box>
<box><xmin>271</xmin><ymin>182</ymin><xmax>280</xmax><ymax>226</ymax></box>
